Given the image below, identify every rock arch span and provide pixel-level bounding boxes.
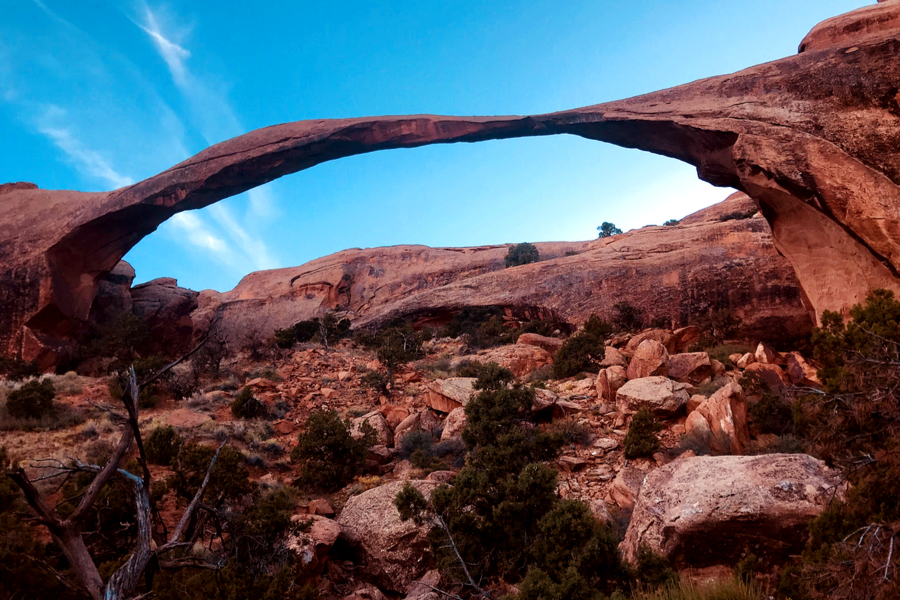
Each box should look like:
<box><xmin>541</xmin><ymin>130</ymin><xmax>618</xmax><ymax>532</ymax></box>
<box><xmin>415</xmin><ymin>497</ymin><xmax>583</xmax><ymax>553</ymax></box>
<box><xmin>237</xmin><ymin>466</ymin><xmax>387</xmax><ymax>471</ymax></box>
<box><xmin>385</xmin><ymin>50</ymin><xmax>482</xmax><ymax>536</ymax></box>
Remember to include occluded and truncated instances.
<box><xmin>2</xmin><ymin>0</ymin><xmax>900</xmax><ymax>366</ymax></box>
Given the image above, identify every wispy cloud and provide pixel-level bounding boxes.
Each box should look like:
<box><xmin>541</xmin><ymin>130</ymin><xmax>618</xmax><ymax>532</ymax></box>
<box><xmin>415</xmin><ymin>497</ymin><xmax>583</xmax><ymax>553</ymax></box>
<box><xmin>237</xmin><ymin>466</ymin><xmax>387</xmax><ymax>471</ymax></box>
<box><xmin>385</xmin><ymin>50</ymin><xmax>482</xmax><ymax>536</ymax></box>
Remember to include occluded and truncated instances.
<box><xmin>37</xmin><ymin>106</ymin><xmax>134</xmax><ymax>189</ymax></box>
<box><xmin>132</xmin><ymin>2</ymin><xmax>281</xmax><ymax>274</ymax></box>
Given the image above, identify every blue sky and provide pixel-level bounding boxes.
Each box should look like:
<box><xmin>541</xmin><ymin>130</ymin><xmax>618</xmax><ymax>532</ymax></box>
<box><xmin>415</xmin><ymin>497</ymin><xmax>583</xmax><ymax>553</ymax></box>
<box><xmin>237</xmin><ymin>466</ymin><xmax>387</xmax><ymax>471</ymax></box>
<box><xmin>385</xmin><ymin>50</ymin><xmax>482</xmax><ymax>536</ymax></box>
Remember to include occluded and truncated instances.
<box><xmin>0</xmin><ymin>0</ymin><xmax>870</xmax><ymax>292</ymax></box>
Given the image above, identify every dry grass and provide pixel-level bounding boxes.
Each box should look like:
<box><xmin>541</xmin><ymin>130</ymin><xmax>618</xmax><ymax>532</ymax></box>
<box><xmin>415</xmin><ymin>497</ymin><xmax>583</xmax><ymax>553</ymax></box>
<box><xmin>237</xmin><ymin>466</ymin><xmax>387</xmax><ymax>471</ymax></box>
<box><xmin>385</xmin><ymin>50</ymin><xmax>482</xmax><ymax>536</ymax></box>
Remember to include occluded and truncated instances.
<box><xmin>630</xmin><ymin>579</ymin><xmax>763</xmax><ymax>600</ymax></box>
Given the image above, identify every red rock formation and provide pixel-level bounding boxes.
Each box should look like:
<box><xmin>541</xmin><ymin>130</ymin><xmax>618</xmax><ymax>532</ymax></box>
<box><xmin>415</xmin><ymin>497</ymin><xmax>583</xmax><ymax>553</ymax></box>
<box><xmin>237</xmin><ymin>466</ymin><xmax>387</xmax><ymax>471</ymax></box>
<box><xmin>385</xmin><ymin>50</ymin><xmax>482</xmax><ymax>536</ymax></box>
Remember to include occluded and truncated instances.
<box><xmin>3</xmin><ymin>0</ymin><xmax>900</xmax><ymax>365</ymax></box>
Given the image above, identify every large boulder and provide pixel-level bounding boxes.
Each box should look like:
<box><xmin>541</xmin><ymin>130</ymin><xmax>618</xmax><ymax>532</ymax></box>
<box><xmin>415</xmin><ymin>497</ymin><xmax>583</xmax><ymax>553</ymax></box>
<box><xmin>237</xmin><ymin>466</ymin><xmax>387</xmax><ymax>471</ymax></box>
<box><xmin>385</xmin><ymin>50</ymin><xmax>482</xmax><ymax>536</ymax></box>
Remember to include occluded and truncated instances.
<box><xmin>424</xmin><ymin>378</ymin><xmax>476</xmax><ymax>413</ymax></box>
<box><xmin>784</xmin><ymin>352</ymin><xmax>821</xmax><ymax>388</ymax></box>
<box><xmin>609</xmin><ymin>465</ymin><xmax>647</xmax><ymax>511</ymax></box>
<box><xmin>684</xmin><ymin>382</ymin><xmax>749</xmax><ymax>454</ymax></box>
<box><xmin>337</xmin><ymin>480</ymin><xmax>439</xmax><ymax>592</ymax></box>
<box><xmin>616</xmin><ymin>376</ymin><xmax>689</xmax><ymax>418</ymax></box>
<box><xmin>621</xmin><ymin>454</ymin><xmax>843</xmax><ymax>567</ymax></box>
<box><xmin>744</xmin><ymin>362</ymin><xmax>789</xmax><ymax>391</ymax></box>
<box><xmin>627</xmin><ymin>339</ymin><xmax>669</xmax><ymax>380</ymax></box>
<box><xmin>130</xmin><ymin>277</ymin><xmax>199</xmax><ymax>354</ymax></box>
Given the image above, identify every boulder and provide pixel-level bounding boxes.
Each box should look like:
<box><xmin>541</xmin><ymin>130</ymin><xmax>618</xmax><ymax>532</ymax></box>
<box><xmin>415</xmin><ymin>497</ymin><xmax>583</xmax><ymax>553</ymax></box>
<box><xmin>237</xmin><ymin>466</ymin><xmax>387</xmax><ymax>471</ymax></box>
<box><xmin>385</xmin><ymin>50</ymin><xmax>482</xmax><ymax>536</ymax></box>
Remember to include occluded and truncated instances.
<box><xmin>440</xmin><ymin>407</ymin><xmax>467</xmax><ymax>441</ymax></box>
<box><xmin>784</xmin><ymin>352</ymin><xmax>821</xmax><ymax>388</ymax></box>
<box><xmin>599</xmin><ymin>346</ymin><xmax>628</xmax><ymax>368</ymax></box>
<box><xmin>517</xmin><ymin>333</ymin><xmax>564</xmax><ymax>354</ymax></box>
<box><xmin>744</xmin><ymin>363</ymin><xmax>789</xmax><ymax>391</ymax></box>
<box><xmin>130</xmin><ymin>277</ymin><xmax>199</xmax><ymax>354</ymax></box>
<box><xmin>667</xmin><ymin>352</ymin><xmax>713</xmax><ymax>384</ymax></box>
<box><xmin>626</xmin><ymin>330</ymin><xmax>677</xmax><ymax>355</ymax></box>
<box><xmin>627</xmin><ymin>339</ymin><xmax>670</xmax><ymax>380</ymax></box>
<box><xmin>735</xmin><ymin>352</ymin><xmax>756</xmax><ymax>369</ymax></box>
<box><xmin>381</xmin><ymin>405</ymin><xmax>410</xmax><ymax>430</ymax></box>
<box><xmin>609</xmin><ymin>465</ymin><xmax>647</xmax><ymax>510</ymax></box>
<box><xmin>621</xmin><ymin>454</ymin><xmax>843</xmax><ymax>568</ymax></box>
<box><xmin>474</xmin><ymin>343</ymin><xmax>552</xmax><ymax>377</ymax></box>
<box><xmin>683</xmin><ymin>382</ymin><xmax>750</xmax><ymax>455</ymax></box>
<box><xmin>344</xmin><ymin>585</ymin><xmax>386</xmax><ymax>600</ymax></box>
<box><xmin>87</xmin><ymin>260</ymin><xmax>135</xmax><ymax>325</ymax></box>
<box><xmin>337</xmin><ymin>480</ymin><xmax>439</xmax><ymax>592</ymax></box>
<box><xmin>686</xmin><ymin>394</ymin><xmax>706</xmax><ymax>414</ymax></box>
<box><xmin>672</xmin><ymin>326</ymin><xmax>702</xmax><ymax>353</ymax></box>
<box><xmin>394</xmin><ymin>413</ymin><xmax>421</xmax><ymax>445</ymax></box>
<box><xmin>308</xmin><ymin>498</ymin><xmax>335</xmax><ymax>516</ymax></box>
<box><xmin>532</xmin><ymin>388</ymin><xmax>560</xmax><ymax>412</ymax></box>
<box><xmin>404</xmin><ymin>570</ymin><xmax>442</xmax><ymax>600</ymax></box>
<box><xmin>755</xmin><ymin>342</ymin><xmax>785</xmax><ymax>366</ymax></box>
<box><xmin>286</xmin><ymin>514</ymin><xmax>341</xmax><ymax>576</ymax></box>
<box><xmin>423</xmin><ymin>378</ymin><xmax>476</xmax><ymax>413</ymax></box>
<box><xmin>353</xmin><ymin>411</ymin><xmax>393</xmax><ymax>446</ymax></box>
<box><xmin>596</xmin><ymin>365</ymin><xmax>628</xmax><ymax>402</ymax></box>
<box><xmin>616</xmin><ymin>376</ymin><xmax>689</xmax><ymax>418</ymax></box>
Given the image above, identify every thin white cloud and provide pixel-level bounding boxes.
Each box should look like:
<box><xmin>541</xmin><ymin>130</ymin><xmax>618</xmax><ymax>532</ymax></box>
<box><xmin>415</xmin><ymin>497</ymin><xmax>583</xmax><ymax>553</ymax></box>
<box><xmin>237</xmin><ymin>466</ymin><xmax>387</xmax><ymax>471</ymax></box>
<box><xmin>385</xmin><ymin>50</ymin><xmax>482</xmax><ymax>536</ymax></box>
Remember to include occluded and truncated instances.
<box><xmin>138</xmin><ymin>6</ymin><xmax>190</xmax><ymax>86</ymax></box>
<box><xmin>169</xmin><ymin>212</ymin><xmax>230</xmax><ymax>256</ymax></box>
<box><xmin>208</xmin><ymin>204</ymin><xmax>277</xmax><ymax>270</ymax></box>
<box><xmin>37</xmin><ymin>106</ymin><xmax>134</xmax><ymax>189</ymax></box>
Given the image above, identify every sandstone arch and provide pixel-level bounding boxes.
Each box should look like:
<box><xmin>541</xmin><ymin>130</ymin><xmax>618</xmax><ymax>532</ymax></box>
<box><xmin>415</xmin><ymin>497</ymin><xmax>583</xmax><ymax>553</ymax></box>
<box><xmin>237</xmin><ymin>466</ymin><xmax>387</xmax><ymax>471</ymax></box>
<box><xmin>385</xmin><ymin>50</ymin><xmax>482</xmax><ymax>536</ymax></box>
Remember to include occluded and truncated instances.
<box><xmin>2</xmin><ymin>0</ymin><xmax>900</xmax><ymax>366</ymax></box>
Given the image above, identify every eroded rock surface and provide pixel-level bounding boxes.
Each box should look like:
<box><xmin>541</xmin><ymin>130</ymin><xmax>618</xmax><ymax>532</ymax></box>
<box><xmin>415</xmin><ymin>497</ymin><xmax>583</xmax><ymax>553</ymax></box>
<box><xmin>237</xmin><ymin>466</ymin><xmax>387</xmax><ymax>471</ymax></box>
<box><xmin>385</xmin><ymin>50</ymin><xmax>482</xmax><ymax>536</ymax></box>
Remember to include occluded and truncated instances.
<box><xmin>5</xmin><ymin>0</ymin><xmax>900</xmax><ymax>365</ymax></box>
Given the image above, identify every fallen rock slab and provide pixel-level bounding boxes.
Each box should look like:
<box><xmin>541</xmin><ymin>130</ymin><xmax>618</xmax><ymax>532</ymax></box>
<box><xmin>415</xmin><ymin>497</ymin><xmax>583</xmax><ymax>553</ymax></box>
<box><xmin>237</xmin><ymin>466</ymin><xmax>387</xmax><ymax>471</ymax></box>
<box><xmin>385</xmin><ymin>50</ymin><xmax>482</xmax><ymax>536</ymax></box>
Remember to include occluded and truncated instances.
<box><xmin>621</xmin><ymin>454</ymin><xmax>843</xmax><ymax>568</ymax></box>
<box><xmin>616</xmin><ymin>376</ymin><xmax>689</xmax><ymax>418</ymax></box>
<box><xmin>424</xmin><ymin>378</ymin><xmax>476</xmax><ymax>413</ymax></box>
<box><xmin>626</xmin><ymin>339</ymin><xmax>669</xmax><ymax>380</ymax></box>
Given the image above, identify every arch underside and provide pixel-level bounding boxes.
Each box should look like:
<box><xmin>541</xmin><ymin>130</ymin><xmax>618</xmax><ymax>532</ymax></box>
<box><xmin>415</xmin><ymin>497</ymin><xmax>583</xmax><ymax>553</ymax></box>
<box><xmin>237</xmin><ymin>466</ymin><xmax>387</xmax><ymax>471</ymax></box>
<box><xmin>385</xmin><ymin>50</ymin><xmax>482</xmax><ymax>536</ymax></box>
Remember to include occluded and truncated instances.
<box><xmin>2</xmin><ymin>0</ymin><xmax>900</xmax><ymax>365</ymax></box>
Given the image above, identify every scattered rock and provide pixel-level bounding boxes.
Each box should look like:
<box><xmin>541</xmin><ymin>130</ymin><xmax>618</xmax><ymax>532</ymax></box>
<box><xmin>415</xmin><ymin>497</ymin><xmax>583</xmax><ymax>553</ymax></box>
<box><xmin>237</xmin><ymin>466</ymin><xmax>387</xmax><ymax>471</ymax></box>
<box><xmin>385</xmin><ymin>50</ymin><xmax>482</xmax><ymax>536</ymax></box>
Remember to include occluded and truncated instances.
<box><xmin>337</xmin><ymin>480</ymin><xmax>439</xmax><ymax>592</ymax></box>
<box><xmin>621</xmin><ymin>454</ymin><xmax>843</xmax><ymax>568</ymax></box>
<box><xmin>736</xmin><ymin>352</ymin><xmax>756</xmax><ymax>369</ymax></box>
<box><xmin>381</xmin><ymin>406</ymin><xmax>411</xmax><ymax>430</ymax></box>
<box><xmin>474</xmin><ymin>343</ymin><xmax>553</xmax><ymax>377</ymax></box>
<box><xmin>616</xmin><ymin>376</ymin><xmax>689</xmax><ymax>418</ymax></box>
<box><xmin>755</xmin><ymin>342</ymin><xmax>785</xmax><ymax>366</ymax></box>
<box><xmin>308</xmin><ymin>498</ymin><xmax>335</xmax><ymax>516</ymax></box>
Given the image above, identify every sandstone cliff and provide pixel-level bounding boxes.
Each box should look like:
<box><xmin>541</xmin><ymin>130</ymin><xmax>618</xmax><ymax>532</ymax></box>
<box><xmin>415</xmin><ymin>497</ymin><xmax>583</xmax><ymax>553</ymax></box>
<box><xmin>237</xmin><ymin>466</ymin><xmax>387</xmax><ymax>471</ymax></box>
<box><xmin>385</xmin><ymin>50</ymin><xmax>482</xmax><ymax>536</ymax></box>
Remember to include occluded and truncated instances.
<box><xmin>186</xmin><ymin>193</ymin><xmax>809</xmax><ymax>349</ymax></box>
<box><xmin>3</xmin><ymin>0</ymin><xmax>900</xmax><ymax>366</ymax></box>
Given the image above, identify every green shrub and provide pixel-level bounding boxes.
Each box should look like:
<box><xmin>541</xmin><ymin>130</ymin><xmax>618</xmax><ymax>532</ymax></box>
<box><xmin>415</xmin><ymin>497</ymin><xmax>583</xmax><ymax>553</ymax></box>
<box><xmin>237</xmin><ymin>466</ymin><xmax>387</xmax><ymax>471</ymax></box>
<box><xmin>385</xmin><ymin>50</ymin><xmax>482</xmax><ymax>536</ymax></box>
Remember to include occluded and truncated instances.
<box><xmin>170</xmin><ymin>444</ymin><xmax>253</xmax><ymax>505</ymax></box>
<box><xmin>231</xmin><ymin>387</ymin><xmax>267</xmax><ymax>420</ymax></box>
<box><xmin>0</xmin><ymin>357</ymin><xmax>39</xmax><ymax>381</ymax></box>
<box><xmin>275</xmin><ymin>314</ymin><xmax>351</xmax><ymax>349</ymax></box>
<box><xmin>613</xmin><ymin>301</ymin><xmax>644</xmax><ymax>332</ymax></box>
<box><xmin>547</xmin><ymin>418</ymin><xmax>593</xmax><ymax>446</ymax></box>
<box><xmin>553</xmin><ymin>332</ymin><xmax>605</xmax><ymax>378</ymax></box>
<box><xmin>597</xmin><ymin>222</ymin><xmax>623</xmax><ymax>238</ymax></box>
<box><xmin>506</xmin><ymin>243</ymin><xmax>540</xmax><ymax>267</ymax></box>
<box><xmin>720</xmin><ymin>208</ymin><xmax>757</xmax><ymax>222</ymax></box>
<box><xmin>664</xmin><ymin>219</ymin><xmax>679</xmax><ymax>226</ymax></box>
<box><xmin>145</xmin><ymin>425</ymin><xmax>184</xmax><ymax>466</ymax></box>
<box><xmin>624</xmin><ymin>409</ymin><xmax>662</xmax><ymax>459</ymax></box>
<box><xmin>6</xmin><ymin>379</ymin><xmax>55</xmax><ymax>420</ymax></box>
<box><xmin>80</xmin><ymin>313</ymin><xmax>152</xmax><ymax>365</ymax></box>
<box><xmin>636</xmin><ymin>544</ymin><xmax>678</xmax><ymax>589</ymax></box>
<box><xmin>291</xmin><ymin>410</ymin><xmax>375</xmax><ymax>492</ymax></box>
<box><xmin>360</xmin><ymin>370</ymin><xmax>390</xmax><ymax>395</ymax></box>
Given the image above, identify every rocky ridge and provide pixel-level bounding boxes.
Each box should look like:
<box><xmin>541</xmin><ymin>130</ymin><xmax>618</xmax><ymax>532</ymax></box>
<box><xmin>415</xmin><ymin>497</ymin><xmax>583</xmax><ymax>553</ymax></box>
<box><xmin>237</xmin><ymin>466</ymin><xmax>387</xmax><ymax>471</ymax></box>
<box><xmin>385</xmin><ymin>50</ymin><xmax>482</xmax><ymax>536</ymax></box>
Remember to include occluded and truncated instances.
<box><xmin>4</xmin><ymin>0</ymin><xmax>900</xmax><ymax>366</ymax></box>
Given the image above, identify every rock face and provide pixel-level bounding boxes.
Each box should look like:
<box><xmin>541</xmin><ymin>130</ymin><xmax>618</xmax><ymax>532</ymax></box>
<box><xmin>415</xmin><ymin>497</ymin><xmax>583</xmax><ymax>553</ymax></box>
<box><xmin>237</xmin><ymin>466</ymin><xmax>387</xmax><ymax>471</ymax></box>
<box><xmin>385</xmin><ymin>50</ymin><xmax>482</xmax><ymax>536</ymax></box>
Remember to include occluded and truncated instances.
<box><xmin>621</xmin><ymin>454</ymin><xmax>843</xmax><ymax>568</ymax></box>
<box><xmin>337</xmin><ymin>480</ymin><xmax>439</xmax><ymax>592</ymax></box>
<box><xmin>4</xmin><ymin>1</ymin><xmax>900</xmax><ymax>365</ymax></box>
